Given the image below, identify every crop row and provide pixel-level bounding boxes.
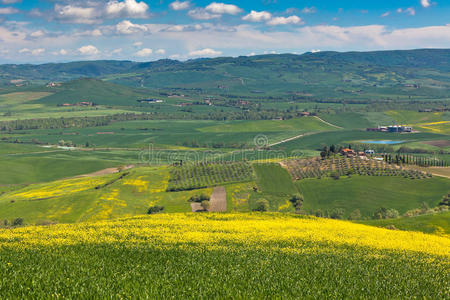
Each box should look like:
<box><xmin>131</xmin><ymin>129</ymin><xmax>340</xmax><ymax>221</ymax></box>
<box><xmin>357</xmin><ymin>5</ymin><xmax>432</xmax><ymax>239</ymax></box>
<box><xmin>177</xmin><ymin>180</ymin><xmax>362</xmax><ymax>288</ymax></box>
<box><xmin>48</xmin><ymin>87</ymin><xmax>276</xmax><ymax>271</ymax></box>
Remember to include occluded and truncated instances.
<box><xmin>167</xmin><ymin>162</ymin><xmax>253</xmax><ymax>191</ymax></box>
<box><xmin>284</xmin><ymin>157</ymin><xmax>431</xmax><ymax>180</ymax></box>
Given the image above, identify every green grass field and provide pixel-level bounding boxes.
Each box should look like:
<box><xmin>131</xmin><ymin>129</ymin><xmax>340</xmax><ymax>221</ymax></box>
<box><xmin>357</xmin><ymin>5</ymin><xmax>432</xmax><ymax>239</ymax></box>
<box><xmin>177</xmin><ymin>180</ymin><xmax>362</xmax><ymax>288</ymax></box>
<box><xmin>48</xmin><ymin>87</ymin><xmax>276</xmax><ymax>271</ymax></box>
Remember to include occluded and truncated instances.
<box><xmin>318</xmin><ymin>112</ymin><xmax>374</xmax><ymax>129</ymax></box>
<box><xmin>199</xmin><ymin>117</ymin><xmax>336</xmax><ymax>133</ymax></box>
<box><xmin>296</xmin><ymin>176</ymin><xmax>450</xmax><ymax>218</ymax></box>
<box><xmin>359</xmin><ymin>211</ymin><xmax>450</xmax><ymax>235</ymax></box>
<box><xmin>252</xmin><ymin>163</ymin><xmax>299</xmax><ymax>211</ymax></box>
<box><xmin>274</xmin><ymin>129</ymin><xmax>448</xmax><ymax>153</ymax></box>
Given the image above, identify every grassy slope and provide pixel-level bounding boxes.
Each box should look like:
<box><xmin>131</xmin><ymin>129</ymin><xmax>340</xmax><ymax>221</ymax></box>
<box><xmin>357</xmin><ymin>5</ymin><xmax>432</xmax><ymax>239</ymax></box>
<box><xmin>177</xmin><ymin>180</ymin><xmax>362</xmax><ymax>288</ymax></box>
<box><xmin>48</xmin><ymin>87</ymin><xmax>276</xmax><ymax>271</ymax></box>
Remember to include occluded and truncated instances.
<box><xmin>385</xmin><ymin>110</ymin><xmax>446</xmax><ymax>124</ymax></box>
<box><xmin>0</xmin><ymin>167</ymin><xmax>213</xmax><ymax>223</ymax></box>
<box><xmin>253</xmin><ymin>163</ymin><xmax>299</xmax><ymax>211</ymax></box>
<box><xmin>274</xmin><ymin>130</ymin><xmax>448</xmax><ymax>152</ymax></box>
<box><xmin>359</xmin><ymin>211</ymin><xmax>450</xmax><ymax>235</ymax></box>
<box><xmin>2</xmin><ymin>117</ymin><xmax>337</xmax><ymax>150</ymax></box>
<box><xmin>317</xmin><ymin>112</ymin><xmax>374</xmax><ymax>129</ymax></box>
<box><xmin>198</xmin><ymin>117</ymin><xmax>335</xmax><ymax>132</ymax></box>
<box><xmin>36</xmin><ymin>78</ymin><xmax>150</xmax><ymax>106</ymax></box>
<box><xmin>0</xmin><ymin>213</ymin><xmax>448</xmax><ymax>298</ymax></box>
<box><xmin>296</xmin><ymin>176</ymin><xmax>450</xmax><ymax>217</ymax></box>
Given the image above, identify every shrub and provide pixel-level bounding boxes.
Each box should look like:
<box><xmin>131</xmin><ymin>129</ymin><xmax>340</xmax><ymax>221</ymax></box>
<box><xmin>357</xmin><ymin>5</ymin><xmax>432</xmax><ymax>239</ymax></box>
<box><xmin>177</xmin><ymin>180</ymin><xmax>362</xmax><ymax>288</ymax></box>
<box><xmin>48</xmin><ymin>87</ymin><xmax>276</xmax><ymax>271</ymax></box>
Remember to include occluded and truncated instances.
<box><xmin>330</xmin><ymin>208</ymin><xmax>345</xmax><ymax>219</ymax></box>
<box><xmin>12</xmin><ymin>218</ymin><xmax>24</xmax><ymax>227</ymax></box>
<box><xmin>253</xmin><ymin>199</ymin><xmax>269</xmax><ymax>212</ymax></box>
<box><xmin>373</xmin><ymin>207</ymin><xmax>399</xmax><ymax>219</ymax></box>
<box><xmin>147</xmin><ymin>206</ymin><xmax>164</xmax><ymax>214</ymax></box>
<box><xmin>189</xmin><ymin>194</ymin><xmax>210</xmax><ymax>203</ymax></box>
<box><xmin>330</xmin><ymin>171</ymin><xmax>340</xmax><ymax>180</ymax></box>
<box><xmin>385</xmin><ymin>209</ymin><xmax>399</xmax><ymax>219</ymax></box>
<box><xmin>315</xmin><ymin>209</ymin><xmax>324</xmax><ymax>217</ymax></box>
<box><xmin>348</xmin><ymin>209</ymin><xmax>362</xmax><ymax>220</ymax></box>
<box><xmin>289</xmin><ymin>194</ymin><xmax>304</xmax><ymax>211</ymax></box>
<box><xmin>200</xmin><ymin>200</ymin><xmax>210</xmax><ymax>211</ymax></box>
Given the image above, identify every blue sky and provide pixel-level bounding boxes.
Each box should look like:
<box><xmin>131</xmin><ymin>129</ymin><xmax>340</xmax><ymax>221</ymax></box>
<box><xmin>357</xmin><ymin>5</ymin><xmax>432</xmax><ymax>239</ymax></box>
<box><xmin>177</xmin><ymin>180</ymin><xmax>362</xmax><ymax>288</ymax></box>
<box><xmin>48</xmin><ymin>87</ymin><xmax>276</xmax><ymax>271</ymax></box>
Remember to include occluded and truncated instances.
<box><xmin>0</xmin><ymin>0</ymin><xmax>449</xmax><ymax>63</ymax></box>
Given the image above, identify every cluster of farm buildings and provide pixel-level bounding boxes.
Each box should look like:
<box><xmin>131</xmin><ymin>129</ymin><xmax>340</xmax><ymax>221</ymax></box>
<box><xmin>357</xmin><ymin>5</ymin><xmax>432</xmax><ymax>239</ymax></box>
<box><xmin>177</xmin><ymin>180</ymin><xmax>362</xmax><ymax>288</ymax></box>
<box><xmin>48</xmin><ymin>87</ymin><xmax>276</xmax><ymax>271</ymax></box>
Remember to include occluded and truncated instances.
<box><xmin>366</xmin><ymin>125</ymin><xmax>412</xmax><ymax>133</ymax></box>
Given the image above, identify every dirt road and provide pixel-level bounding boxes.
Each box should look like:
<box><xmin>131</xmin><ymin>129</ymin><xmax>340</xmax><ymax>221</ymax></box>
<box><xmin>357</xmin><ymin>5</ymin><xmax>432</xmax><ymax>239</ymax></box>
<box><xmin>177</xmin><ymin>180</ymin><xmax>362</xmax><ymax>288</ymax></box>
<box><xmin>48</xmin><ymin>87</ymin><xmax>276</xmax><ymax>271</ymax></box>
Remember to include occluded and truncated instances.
<box><xmin>209</xmin><ymin>186</ymin><xmax>227</xmax><ymax>212</ymax></box>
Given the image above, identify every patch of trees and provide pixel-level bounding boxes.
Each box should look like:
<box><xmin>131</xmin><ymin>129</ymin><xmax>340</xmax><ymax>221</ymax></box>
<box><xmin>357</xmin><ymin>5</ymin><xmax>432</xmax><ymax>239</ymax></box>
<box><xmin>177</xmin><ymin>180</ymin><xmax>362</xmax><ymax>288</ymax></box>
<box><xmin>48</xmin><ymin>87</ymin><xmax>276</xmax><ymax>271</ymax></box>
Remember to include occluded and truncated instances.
<box><xmin>385</xmin><ymin>153</ymin><xmax>448</xmax><ymax>167</ymax></box>
<box><xmin>1</xmin><ymin>218</ymin><xmax>24</xmax><ymax>228</ymax></box>
<box><xmin>285</xmin><ymin>157</ymin><xmax>431</xmax><ymax>181</ymax></box>
<box><xmin>188</xmin><ymin>194</ymin><xmax>211</xmax><ymax>212</ymax></box>
<box><xmin>147</xmin><ymin>206</ymin><xmax>164</xmax><ymax>214</ymax></box>
<box><xmin>167</xmin><ymin>162</ymin><xmax>253</xmax><ymax>192</ymax></box>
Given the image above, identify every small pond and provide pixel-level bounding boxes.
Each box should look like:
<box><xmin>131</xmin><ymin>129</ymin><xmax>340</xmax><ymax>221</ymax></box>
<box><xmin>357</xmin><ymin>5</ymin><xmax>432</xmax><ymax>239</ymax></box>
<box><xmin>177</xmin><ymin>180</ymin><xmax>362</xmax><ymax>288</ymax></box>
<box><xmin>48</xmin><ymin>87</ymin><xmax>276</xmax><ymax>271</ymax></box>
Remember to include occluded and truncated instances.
<box><xmin>360</xmin><ymin>140</ymin><xmax>405</xmax><ymax>145</ymax></box>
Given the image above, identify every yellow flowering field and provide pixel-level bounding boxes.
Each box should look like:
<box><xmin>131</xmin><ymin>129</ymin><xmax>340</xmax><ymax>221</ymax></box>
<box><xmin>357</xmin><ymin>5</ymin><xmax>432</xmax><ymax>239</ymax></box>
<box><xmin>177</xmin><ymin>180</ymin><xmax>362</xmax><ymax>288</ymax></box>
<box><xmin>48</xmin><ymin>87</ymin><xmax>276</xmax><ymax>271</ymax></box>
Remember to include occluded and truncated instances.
<box><xmin>0</xmin><ymin>213</ymin><xmax>448</xmax><ymax>298</ymax></box>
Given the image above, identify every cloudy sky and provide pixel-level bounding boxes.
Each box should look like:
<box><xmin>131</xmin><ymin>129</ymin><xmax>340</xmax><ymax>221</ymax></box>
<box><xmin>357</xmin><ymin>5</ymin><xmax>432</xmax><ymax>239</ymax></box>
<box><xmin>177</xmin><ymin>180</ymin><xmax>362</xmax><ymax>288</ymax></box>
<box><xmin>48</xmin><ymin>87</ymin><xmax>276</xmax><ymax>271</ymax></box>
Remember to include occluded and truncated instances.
<box><xmin>0</xmin><ymin>0</ymin><xmax>449</xmax><ymax>63</ymax></box>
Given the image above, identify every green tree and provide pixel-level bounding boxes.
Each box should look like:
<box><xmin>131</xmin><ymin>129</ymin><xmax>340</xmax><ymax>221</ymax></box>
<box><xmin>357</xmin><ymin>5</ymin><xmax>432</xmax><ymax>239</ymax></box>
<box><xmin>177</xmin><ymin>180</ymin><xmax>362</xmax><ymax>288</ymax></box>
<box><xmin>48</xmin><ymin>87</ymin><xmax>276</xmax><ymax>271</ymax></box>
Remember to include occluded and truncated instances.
<box><xmin>253</xmin><ymin>199</ymin><xmax>269</xmax><ymax>212</ymax></box>
<box><xmin>330</xmin><ymin>208</ymin><xmax>345</xmax><ymax>219</ymax></box>
<box><xmin>348</xmin><ymin>209</ymin><xmax>362</xmax><ymax>220</ymax></box>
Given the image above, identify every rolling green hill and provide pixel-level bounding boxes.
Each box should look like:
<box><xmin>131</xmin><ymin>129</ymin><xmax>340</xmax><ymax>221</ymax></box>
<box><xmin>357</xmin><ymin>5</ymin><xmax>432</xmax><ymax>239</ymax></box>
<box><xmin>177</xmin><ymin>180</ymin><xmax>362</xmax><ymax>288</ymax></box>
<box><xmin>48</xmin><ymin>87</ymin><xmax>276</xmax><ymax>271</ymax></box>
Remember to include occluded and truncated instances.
<box><xmin>296</xmin><ymin>176</ymin><xmax>450</xmax><ymax>218</ymax></box>
<box><xmin>359</xmin><ymin>211</ymin><xmax>450</xmax><ymax>235</ymax></box>
<box><xmin>1</xmin><ymin>49</ymin><xmax>450</xmax><ymax>101</ymax></box>
<box><xmin>35</xmin><ymin>78</ymin><xmax>151</xmax><ymax>106</ymax></box>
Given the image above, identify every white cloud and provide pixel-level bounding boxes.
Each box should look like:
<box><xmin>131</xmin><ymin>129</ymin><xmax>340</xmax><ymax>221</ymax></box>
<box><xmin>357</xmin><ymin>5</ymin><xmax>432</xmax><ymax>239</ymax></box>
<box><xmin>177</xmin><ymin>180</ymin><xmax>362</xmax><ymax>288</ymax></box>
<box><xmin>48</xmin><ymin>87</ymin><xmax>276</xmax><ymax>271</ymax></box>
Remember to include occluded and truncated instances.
<box><xmin>406</xmin><ymin>7</ymin><xmax>416</xmax><ymax>16</ymax></box>
<box><xmin>1</xmin><ymin>0</ymin><xmax>21</xmax><ymax>4</ymax></box>
<box><xmin>116</xmin><ymin>20</ymin><xmax>148</xmax><ymax>34</ymax></box>
<box><xmin>18</xmin><ymin>48</ymin><xmax>30</xmax><ymax>54</ymax></box>
<box><xmin>59</xmin><ymin>49</ymin><xmax>68</xmax><ymax>55</ymax></box>
<box><xmin>31</xmin><ymin>48</ymin><xmax>45</xmax><ymax>55</ymax></box>
<box><xmin>189</xmin><ymin>48</ymin><xmax>222</xmax><ymax>57</ymax></box>
<box><xmin>170</xmin><ymin>1</ymin><xmax>190</xmax><ymax>11</ymax></box>
<box><xmin>188</xmin><ymin>8</ymin><xmax>220</xmax><ymax>20</ymax></box>
<box><xmin>311</xmin><ymin>49</ymin><xmax>321</xmax><ymax>53</ymax></box>
<box><xmin>267</xmin><ymin>16</ymin><xmax>303</xmax><ymax>26</ymax></box>
<box><xmin>155</xmin><ymin>49</ymin><xmax>166</xmax><ymax>54</ymax></box>
<box><xmin>135</xmin><ymin>48</ymin><xmax>153</xmax><ymax>57</ymax></box>
<box><xmin>54</xmin><ymin>1</ymin><xmax>149</xmax><ymax>24</ymax></box>
<box><xmin>0</xmin><ymin>7</ymin><xmax>19</xmax><ymax>14</ymax></box>
<box><xmin>381</xmin><ymin>11</ymin><xmax>390</xmax><ymax>17</ymax></box>
<box><xmin>30</xmin><ymin>30</ymin><xmax>45</xmax><ymax>38</ymax></box>
<box><xmin>421</xmin><ymin>0</ymin><xmax>431</xmax><ymax>8</ymax></box>
<box><xmin>205</xmin><ymin>2</ymin><xmax>242</xmax><ymax>15</ymax></box>
<box><xmin>242</xmin><ymin>11</ymin><xmax>272</xmax><ymax>22</ymax></box>
<box><xmin>18</xmin><ymin>48</ymin><xmax>45</xmax><ymax>55</ymax></box>
<box><xmin>78</xmin><ymin>45</ymin><xmax>99</xmax><ymax>55</ymax></box>
<box><xmin>105</xmin><ymin>0</ymin><xmax>149</xmax><ymax>18</ymax></box>
<box><xmin>397</xmin><ymin>7</ymin><xmax>416</xmax><ymax>16</ymax></box>
<box><xmin>302</xmin><ymin>7</ymin><xmax>317</xmax><ymax>14</ymax></box>
<box><xmin>112</xmin><ymin>48</ymin><xmax>122</xmax><ymax>54</ymax></box>
<box><xmin>133</xmin><ymin>41</ymin><xmax>143</xmax><ymax>47</ymax></box>
<box><xmin>54</xmin><ymin>4</ymin><xmax>98</xmax><ymax>24</ymax></box>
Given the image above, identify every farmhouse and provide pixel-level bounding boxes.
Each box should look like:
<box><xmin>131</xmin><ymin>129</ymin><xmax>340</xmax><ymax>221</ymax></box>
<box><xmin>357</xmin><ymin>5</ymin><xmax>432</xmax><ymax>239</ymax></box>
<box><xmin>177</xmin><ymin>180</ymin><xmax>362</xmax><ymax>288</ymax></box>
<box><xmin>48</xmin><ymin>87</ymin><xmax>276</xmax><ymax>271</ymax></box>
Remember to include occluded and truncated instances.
<box><xmin>366</xmin><ymin>125</ymin><xmax>412</xmax><ymax>132</ymax></box>
<box><xmin>137</xmin><ymin>98</ymin><xmax>164</xmax><ymax>103</ymax></box>
<box><xmin>341</xmin><ymin>148</ymin><xmax>356</xmax><ymax>157</ymax></box>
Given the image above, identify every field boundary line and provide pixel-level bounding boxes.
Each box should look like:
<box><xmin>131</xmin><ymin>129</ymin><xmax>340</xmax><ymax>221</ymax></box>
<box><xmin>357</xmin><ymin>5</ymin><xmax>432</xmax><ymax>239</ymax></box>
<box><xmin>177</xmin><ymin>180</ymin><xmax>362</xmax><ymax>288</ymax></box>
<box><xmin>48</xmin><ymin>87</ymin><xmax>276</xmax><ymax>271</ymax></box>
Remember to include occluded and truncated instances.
<box><xmin>314</xmin><ymin>116</ymin><xmax>344</xmax><ymax>129</ymax></box>
<box><xmin>268</xmin><ymin>131</ymin><xmax>319</xmax><ymax>147</ymax></box>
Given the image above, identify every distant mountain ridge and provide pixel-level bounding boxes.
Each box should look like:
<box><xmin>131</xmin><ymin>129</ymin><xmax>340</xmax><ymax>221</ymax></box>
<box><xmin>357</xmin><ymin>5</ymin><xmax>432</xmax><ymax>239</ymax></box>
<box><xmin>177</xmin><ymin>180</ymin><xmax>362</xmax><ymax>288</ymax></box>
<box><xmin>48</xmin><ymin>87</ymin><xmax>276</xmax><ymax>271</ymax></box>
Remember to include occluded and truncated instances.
<box><xmin>1</xmin><ymin>49</ymin><xmax>450</xmax><ymax>100</ymax></box>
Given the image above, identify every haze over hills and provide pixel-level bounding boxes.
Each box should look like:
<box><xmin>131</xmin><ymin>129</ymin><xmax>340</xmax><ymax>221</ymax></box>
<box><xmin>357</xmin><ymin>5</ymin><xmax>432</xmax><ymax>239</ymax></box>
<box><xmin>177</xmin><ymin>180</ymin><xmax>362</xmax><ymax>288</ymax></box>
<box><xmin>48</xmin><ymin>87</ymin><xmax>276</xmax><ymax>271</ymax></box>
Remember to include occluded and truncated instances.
<box><xmin>1</xmin><ymin>49</ymin><xmax>449</xmax><ymax>102</ymax></box>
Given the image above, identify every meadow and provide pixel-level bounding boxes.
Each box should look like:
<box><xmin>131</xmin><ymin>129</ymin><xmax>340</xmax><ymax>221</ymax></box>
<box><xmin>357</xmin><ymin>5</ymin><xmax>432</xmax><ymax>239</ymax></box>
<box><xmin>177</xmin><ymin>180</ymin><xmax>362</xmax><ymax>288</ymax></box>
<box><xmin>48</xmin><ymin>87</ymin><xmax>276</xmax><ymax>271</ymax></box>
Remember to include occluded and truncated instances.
<box><xmin>0</xmin><ymin>213</ymin><xmax>448</xmax><ymax>298</ymax></box>
<box><xmin>360</xmin><ymin>211</ymin><xmax>450</xmax><ymax>235</ymax></box>
<box><xmin>296</xmin><ymin>176</ymin><xmax>450</xmax><ymax>218</ymax></box>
